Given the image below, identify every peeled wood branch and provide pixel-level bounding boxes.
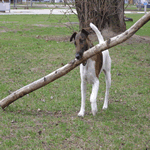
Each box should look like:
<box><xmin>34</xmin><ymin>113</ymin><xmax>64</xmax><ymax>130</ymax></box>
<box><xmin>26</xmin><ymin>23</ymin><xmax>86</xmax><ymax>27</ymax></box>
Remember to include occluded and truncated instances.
<box><xmin>0</xmin><ymin>12</ymin><xmax>150</xmax><ymax>109</ymax></box>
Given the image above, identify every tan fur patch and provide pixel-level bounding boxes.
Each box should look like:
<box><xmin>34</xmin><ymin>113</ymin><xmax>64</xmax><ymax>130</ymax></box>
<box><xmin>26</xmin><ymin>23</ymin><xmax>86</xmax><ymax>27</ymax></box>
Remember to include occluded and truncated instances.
<box><xmin>91</xmin><ymin>53</ymin><xmax>103</xmax><ymax>78</ymax></box>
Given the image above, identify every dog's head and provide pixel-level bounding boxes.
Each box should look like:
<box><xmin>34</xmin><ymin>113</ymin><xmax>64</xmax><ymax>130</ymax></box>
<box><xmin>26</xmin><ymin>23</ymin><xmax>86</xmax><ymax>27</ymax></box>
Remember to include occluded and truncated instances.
<box><xmin>70</xmin><ymin>29</ymin><xmax>92</xmax><ymax>60</ymax></box>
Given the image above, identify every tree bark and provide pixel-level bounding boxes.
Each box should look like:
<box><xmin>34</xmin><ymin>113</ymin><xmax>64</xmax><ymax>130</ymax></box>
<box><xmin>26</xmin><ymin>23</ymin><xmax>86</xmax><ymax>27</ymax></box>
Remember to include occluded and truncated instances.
<box><xmin>64</xmin><ymin>0</ymin><xmax>67</xmax><ymax>6</ymax></box>
<box><xmin>75</xmin><ymin>0</ymin><xmax>126</xmax><ymax>32</ymax></box>
<box><xmin>0</xmin><ymin>12</ymin><xmax>150</xmax><ymax>109</ymax></box>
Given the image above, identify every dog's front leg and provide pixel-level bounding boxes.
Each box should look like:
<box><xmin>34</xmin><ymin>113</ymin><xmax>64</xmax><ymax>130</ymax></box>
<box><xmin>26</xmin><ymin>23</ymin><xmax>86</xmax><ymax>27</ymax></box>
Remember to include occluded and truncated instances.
<box><xmin>78</xmin><ymin>80</ymin><xmax>86</xmax><ymax>117</ymax></box>
<box><xmin>90</xmin><ymin>79</ymin><xmax>99</xmax><ymax>116</ymax></box>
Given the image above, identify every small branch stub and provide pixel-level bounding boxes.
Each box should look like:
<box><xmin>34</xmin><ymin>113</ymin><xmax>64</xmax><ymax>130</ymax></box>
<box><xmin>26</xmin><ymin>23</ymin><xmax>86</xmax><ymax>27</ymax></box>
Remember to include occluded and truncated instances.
<box><xmin>44</xmin><ymin>77</ymin><xmax>46</xmax><ymax>82</ymax></box>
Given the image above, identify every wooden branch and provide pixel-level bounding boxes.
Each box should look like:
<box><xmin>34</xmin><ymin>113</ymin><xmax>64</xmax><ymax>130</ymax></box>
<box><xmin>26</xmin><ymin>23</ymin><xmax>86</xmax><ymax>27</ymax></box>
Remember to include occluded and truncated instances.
<box><xmin>0</xmin><ymin>12</ymin><xmax>150</xmax><ymax>109</ymax></box>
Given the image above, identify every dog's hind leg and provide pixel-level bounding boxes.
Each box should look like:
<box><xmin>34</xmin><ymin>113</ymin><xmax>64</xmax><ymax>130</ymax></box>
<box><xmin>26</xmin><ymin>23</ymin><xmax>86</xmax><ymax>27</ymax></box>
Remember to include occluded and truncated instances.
<box><xmin>90</xmin><ymin>79</ymin><xmax>99</xmax><ymax>116</ymax></box>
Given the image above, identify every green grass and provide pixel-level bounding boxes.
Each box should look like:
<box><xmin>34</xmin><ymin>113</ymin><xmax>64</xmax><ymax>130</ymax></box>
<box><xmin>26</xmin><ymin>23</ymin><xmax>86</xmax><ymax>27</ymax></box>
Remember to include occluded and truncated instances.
<box><xmin>125</xmin><ymin>14</ymin><xmax>150</xmax><ymax>36</ymax></box>
<box><xmin>125</xmin><ymin>4</ymin><xmax>150</xmax><ymax>11</ymax></box>
<box><xmin>10</xmin><ymin>2</ymin><xmax>75</xmax><ymax>9</ymax></box>
<box><xmin>0</xmin><ymin>14</ymin><xmax>150</xmax><ymax>149</ymax></box>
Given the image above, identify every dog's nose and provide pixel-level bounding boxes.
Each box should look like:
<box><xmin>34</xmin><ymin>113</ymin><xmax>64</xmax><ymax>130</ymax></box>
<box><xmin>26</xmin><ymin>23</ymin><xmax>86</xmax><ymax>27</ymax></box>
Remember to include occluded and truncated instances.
<box><xmin>76</xmin><ymin>53</ymin><xmax>81</xmax><ymax>60</ymax></box>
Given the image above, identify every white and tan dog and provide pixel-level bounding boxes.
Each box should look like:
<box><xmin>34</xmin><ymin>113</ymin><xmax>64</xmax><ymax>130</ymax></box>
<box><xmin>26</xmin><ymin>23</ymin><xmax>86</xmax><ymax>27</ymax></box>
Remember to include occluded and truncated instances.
<box><xmin>70</xmin><ymin>23</ymin><xmax>111</xmax><ymax>117</ymax></box>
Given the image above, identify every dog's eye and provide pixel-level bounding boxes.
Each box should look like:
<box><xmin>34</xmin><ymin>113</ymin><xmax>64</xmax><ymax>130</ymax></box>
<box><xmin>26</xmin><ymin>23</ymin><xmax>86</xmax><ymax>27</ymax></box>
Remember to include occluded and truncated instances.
<box><xmin>74</xmin><ymin>42</ymin><xmax>77</xmax><ymax>46</ymax></box>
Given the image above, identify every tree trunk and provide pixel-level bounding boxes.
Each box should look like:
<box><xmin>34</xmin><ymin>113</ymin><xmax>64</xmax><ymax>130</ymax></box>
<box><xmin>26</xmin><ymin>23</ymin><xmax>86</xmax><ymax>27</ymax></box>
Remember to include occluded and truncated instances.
<box><xmin>75</xmin><ymin>0</ymin><xmax>126</xmax><ymax>33</ymax></box>
<box><xmin>64</xmin><ymin>0</ymin><xmax>67</xmax><ymax>6</ymax></box>
<box><xmin>0</xmin><ymin>12</ymin><xmax>150</xmax><ymax>109</ymax></box>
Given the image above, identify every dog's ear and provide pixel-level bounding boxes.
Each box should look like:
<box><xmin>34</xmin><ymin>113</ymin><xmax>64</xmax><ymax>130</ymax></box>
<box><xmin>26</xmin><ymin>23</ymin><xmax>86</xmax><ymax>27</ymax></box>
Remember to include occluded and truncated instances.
<box><xmin>81</xmin><ymin>29</ymin><xmax>89</xmax><ymax>37</ymax></box>
<box><xmin>70</xmin><ymin>32</ymin><xmax>77</xmax><ymax>42</ymax></box>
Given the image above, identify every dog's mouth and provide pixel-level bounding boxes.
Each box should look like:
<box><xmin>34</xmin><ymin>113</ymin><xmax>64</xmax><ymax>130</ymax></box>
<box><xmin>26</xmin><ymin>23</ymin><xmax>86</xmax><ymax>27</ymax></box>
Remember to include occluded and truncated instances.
<box><xmin>75</xmin><ymin>52</ymin><xmax>87</xmax><ymax>66</ymax></box>
<box><xmin>75</xmin><ymin>48</ymin><xmax>87</xmax><ymax>60</ymax></box>
<box><xmin>75</xmin><ymin>53</ymin><xmax>83</xmax><ymax>60</ymax></box>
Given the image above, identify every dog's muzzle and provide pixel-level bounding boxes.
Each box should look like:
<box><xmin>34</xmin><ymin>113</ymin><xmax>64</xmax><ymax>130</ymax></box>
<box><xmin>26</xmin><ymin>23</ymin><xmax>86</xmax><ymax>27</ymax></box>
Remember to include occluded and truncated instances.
<box><xmin>75</xmin><ymin>53</ymin><xmax>87</xmax><ymax>66</ymax></box>
<box><xmin>75</xmin><ymin>53</ymin><xmax>83</xmax><ymax>60</ymax></box>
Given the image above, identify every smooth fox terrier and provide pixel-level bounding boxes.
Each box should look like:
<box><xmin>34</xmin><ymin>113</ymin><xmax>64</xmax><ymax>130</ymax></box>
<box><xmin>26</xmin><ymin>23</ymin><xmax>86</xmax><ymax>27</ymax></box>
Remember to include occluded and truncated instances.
<box><xmin>70</xmin><ymin>23</ymin><xmax>111</xmax><ymax>117</ymax></box>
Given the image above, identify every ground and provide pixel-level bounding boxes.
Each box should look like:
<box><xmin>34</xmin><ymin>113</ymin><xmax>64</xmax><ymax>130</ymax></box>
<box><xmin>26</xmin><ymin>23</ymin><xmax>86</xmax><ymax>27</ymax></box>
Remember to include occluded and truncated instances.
<box><xmin>0</xmin><ymin>14</ymin><xmax>150</xmax><ymax>149</ymax></box>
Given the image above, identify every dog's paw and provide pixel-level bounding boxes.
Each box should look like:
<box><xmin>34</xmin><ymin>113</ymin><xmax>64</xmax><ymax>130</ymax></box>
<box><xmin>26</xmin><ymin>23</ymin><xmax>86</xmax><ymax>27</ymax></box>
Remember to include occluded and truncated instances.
<box><xmin>92</xmin><ymin>109</ymin><xmax>98</xmax><ymax>116</ymax></box>
<box><xmin>92</xmin><ymin>111</ymin><xmax>97</xmax><ymax>116</ymax></box>
<box><xmin>78</xmin><ymin>111</ymin><xmax>85</xmax><ymax>117</ymax></box>
<box><xmin>102</xmin><ymin>100</ymin><xmax>108</xmax><ymax>110</ymax></box>
<box><xmin>91</xmin><ymin>102</ymin><xmax>98</xmax><ymax>116</ymax></box>
<box><xmin>102</xmin><ymin>105</ymin><xmax>108</xmax><ymax>110</ymax></box>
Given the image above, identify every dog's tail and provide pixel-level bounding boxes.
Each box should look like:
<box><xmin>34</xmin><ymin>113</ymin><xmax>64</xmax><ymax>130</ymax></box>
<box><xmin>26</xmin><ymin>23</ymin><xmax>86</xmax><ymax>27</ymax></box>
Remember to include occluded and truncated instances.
<box><xmin>90</xmin><ymin>23</ymin><xmax>104</xmax><ymax>44</ymax></box>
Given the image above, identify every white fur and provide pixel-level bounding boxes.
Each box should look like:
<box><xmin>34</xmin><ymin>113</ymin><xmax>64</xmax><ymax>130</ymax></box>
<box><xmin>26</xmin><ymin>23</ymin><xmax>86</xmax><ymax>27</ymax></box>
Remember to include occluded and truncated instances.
<box><xmin>78</xmin><ymin>23</ymin><xmax>111</xmax><ymax>117</ymax></box>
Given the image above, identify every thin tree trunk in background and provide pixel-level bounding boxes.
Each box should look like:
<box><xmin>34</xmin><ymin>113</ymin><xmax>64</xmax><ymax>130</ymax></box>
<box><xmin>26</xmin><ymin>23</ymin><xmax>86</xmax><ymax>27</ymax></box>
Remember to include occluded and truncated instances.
<box><xmin>84</xmin><ymin>0</ymin><xmax>88</xmax><ymax>27</ymax></box>
<box><xmin>64</xmin><ymin>0</ymin><xmax>67</xmax><ymax>6</ymax></box>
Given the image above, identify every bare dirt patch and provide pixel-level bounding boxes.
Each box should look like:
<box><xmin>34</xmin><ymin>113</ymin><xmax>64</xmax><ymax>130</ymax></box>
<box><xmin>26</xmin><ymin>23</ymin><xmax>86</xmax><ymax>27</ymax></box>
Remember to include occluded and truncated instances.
<box><xmin>43</xmin><ymin>34</ymin><xmax>150</xmax><ymax>45</ymax></box>
<box><xmin>33</xmin><ymin>24</ymin><xmax>150</xmax><ymax>44</ymax></box>
<box><xmin>101</xmin><ymin>29</ymin><xmax>150</xmax><ymax>44</ymax></box>
<box><xmin>43</xmin><ymin>35</ymin><xmax>70</xmax><ymax>42</ymax></box>
<box><xmin>0</xmin><ymin>26</ymin><xmax>8</xmax><ymax>33</ymax></box>
<box><xmin>36</xmin><ymin>33</ymin><xmax>150</xmax><ymax>45</ymax></box>
<box><xmin>90</xmin><ymin>31</ymin><xmax>150</xmax><ymax>44</ymax></box>
<box><xmin>0</xmin><ymin>29</ymin><xmax>6</xmax><ymax>33</ymax></box>
<box><xmin>32</xmin><ymin>22</ymin><xmax>78</xmax><ymax>28</ymax></box>
<box><xmin>0</xmin><ymin>26</ymin><xmax>35</xmax><ymax>33</ymax></box>
<box><xmin>1</xmin><ymin>21</ymin><xmax>149</xmax><ymax>44</ymax></box>
<box><xmin>131</xmin><ymin>34</ymin><xmax>150</xmax><ymax>44</ymax></box>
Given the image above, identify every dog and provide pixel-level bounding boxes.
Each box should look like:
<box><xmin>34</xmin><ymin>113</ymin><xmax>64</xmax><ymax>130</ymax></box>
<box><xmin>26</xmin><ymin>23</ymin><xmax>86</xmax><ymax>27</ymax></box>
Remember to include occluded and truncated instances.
<box><xmin>70</xmin><ymin>23</ymin><xmax>111</xmax><ymax>117</ymax></box>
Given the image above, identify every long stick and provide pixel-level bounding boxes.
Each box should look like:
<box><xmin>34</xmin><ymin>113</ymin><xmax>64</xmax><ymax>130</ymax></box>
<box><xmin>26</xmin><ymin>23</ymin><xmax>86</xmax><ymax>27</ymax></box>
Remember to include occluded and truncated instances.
<box><xmin>0</xmin><ymin>12</ymin><xmax>150</xmax><ymax>109</ymax></box>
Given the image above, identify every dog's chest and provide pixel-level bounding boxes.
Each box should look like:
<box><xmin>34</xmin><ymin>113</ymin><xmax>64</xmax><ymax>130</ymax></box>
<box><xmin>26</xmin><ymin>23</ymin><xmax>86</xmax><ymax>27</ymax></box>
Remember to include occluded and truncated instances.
<box><xmin>80</xmin><ymin>59</ymin><xmax>97</xmax><ymax>84</ymax></box>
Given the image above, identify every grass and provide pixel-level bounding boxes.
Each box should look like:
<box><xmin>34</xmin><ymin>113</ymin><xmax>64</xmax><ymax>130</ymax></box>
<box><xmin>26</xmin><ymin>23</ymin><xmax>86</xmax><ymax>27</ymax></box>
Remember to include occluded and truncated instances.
<box><xmin>0</xmin><ymin>14</ymin><xmax>150</xmax><ymax>149</ymax></box>
<box><xmin>125</xmin><ymin>4</ymin><xmax>150</xmax><ymax>11</ymax></box>
<box><xmin>125</xmin><ymin>14</ymin><xmax>150</xmax><ymax>36</ymax></box>
<box><xmin>10</xmin><ymin>2</ymin><xmax>75</xmax><ymax>9</ymax></box>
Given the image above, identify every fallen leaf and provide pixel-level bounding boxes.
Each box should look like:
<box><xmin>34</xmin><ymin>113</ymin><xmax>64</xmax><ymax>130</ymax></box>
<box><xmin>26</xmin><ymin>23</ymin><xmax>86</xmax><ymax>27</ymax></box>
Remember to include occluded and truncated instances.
<box><xmin>37</xmin><ymin>108</ymin><xmax>41</xmax><ymax>112</ymax></box>
<box><xmin>38</xmin><ymin>131</ymin><xmax>42</xmax><ymax>135</ymax></box>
